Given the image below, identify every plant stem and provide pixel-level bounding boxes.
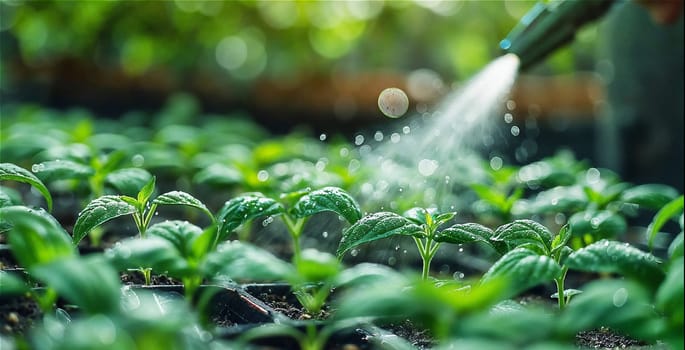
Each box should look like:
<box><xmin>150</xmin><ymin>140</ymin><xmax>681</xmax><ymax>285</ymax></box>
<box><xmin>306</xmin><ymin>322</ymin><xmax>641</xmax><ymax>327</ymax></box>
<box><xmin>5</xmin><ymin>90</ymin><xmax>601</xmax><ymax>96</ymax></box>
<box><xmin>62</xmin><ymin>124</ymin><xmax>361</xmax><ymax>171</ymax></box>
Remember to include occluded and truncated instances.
<box><xmin>283</xmin><ymin>216</ymin><xmax>306</xmax><ymax>262</ymax></box>
<box><xmin>414</xmin><ymin>237</ymin><xmax>440</xmax><ymax>280</ymax></box>
<box><xmin>555</xmin><ymin>266</ymin><xmax>569</xmax><ymax>309</ymax></box>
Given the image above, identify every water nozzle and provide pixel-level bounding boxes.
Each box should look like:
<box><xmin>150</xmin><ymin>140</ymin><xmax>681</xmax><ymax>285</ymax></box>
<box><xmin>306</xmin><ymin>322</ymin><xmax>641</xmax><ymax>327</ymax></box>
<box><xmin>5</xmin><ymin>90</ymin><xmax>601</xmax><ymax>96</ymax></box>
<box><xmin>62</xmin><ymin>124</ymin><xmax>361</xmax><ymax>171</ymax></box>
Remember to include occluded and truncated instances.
<box><xmin>501</xmin><ymin>0</ymin><xmax>615</xmax><ymax>70</ymax></box>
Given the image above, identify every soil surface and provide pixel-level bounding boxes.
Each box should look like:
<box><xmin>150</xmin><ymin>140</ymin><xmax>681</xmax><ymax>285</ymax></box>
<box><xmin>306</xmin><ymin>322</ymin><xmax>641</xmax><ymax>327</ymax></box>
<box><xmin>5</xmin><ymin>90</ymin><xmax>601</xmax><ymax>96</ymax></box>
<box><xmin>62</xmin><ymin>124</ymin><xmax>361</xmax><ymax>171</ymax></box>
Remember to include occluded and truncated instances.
<box><xmin>255</xmin><ymin>290</ymin><xmax>330</xmax><ymax>321</ymax></box>
<box><xmin>576</xmin><ymin>327</ymin><xmax>651</xmax><ymax>349</ymax></box>
<box><xmin>119</xmin><ymin>272</ymin><xmax>182</xmax><ymax>286</ymax></box>
<box><xmin>0</xmin><ymin>296</ymin><xmax>41</xmax><ymax>336</ymax></box>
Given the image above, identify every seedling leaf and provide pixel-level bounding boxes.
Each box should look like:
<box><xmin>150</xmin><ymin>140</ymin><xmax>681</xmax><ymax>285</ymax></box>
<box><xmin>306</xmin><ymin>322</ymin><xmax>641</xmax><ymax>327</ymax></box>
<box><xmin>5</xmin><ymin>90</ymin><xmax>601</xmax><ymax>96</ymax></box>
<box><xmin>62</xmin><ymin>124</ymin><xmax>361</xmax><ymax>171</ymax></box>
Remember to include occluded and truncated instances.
<box><xmin>30</xmin><ymin>256</ymin><xmax>121</xmax><ymax>314</ymax></box>
<box><xmin>564</xmin><ymin>240</ymin><xmax>664</xmax><ymax>286</ymax></box>
<box><xmin>152</xmin><ymin>191</ymin><xmax>214</xmax><ymax>222</ymax></box>
<box><xmin>105</xmin><ymin>168</ymin><xmax>153</xmax><ymax>197</ymax></box>
<box><xmin>291</xmin><ymin>186</ymin><xmax>361</xmax><ymax>224</ymax></box>
<box><xmin>216</xmin><ymin>193</ymin><xmax>284</xmax><ymax>241</ymax></box>
<box><xmin>435</xmin><ymin>223</ymin><xmax>502</xmax><ymax>253</ymax></box>
<box><xmin>147</xmin><ymin>220</ymin><xmax>203</xmax><ymax>258</ymax></box>
<box><xmin>31</xmin><ymin>160</ymin><xmax>94</xmax><ymax>182</ymax></box>
<box><xmin>106</xmin><ymin>237</ymin><xmax>189</xmax><ymax>277</ymax></box>
<box><xmin>568</xmin><ymin>210</ymin><xmax>627</xmax><ymax>241</ymax></box>
<box><xmin>0</xmin><ymin>163</ymin><xmax>53</xmax><ymax>212</ymax></box>
<box><xmin>646</xmin><ymin>195</ymin><xmax>684</xmax><ymax>250</ymax></box>
<box><xmin>337</xmin><ymin>212</ymin><xmax>423</xmax><ymax>258</ymax></box>
<box><xmin>0</xmin><ymin>271</ymin><xmax>29</xmax><ymax>296</ymax></box>
<box><xmin>137</xmin><ymin>176</ymin><xmax>156</xmax><ymax>205</ymax></box>
<box><xmin>0</xmin><ymin>206</ymin><xmax>74</xmax><ymax>268</ymax></box>
<box><xmin>481</xmin><ymin>247</ymin><xmax>562</xmax><ymax>297</ymax></box>
<box><xmin>203</xmin><ymin>241</ymin><xmax>294</xmax><ymax>281</ymax></box>
<box><xmin>620</xmin><ymin>184</ymin><xmax>680</xmax><ymax>210</ymax></box>
<box><xmin>73</xmin><ymin>195</ymin><xmax>136</xmax><ymax>244</ymax></box>
<box><xmin>493</xmin><ymin>219</ymin><xmax>554</xmax><ymax>253</ymax></box>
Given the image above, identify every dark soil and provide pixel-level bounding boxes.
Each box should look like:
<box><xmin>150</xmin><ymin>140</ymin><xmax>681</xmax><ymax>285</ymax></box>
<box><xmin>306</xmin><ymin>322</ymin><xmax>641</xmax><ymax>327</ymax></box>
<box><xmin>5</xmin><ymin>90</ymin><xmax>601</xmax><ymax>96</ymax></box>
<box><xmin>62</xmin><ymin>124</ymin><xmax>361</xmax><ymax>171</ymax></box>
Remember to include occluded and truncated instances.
<box><xmin>382</xmin><ymin>319</ymin><xmax>434</xmax><ymax>349</ymax></box>
<box><xmin>255</xmin><ymin>291</ymin><xmax>330</xmax><ymax>321</ymax></box>
<box><xmin>0</xmin><ymin>296</ymin><xmax>41</xmax><ymax>335</ymax></box>
<box><xmin>120</xmin><ymin>272</ymin><xmax>182</xmax><ymax>286</ymax></box>
<box><xmin>576</xmin><ymin>327</ymin><xmax>650</xmax><ymax>349</ymax></box>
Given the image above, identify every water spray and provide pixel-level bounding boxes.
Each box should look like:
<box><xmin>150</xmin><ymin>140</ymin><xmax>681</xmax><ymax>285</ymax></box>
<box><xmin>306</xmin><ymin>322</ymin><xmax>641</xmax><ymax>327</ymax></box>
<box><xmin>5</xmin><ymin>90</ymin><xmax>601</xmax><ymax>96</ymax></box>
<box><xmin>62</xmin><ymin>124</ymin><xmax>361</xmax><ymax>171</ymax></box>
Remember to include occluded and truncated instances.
<box><xmin>500</xmin><ymin>0</ymin><xmax>616</xmax><ymax>70</ymax></box>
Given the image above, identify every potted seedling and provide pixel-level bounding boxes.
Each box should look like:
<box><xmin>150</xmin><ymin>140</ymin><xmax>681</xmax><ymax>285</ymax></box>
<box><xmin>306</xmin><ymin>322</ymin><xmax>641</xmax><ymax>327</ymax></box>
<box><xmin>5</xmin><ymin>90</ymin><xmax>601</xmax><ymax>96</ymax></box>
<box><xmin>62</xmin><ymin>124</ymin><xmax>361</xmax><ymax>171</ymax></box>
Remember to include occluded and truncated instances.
<box><xmin>338</xmin><ymin>207</ymin><xmax>504</xmax><ymax>280</ymax></box>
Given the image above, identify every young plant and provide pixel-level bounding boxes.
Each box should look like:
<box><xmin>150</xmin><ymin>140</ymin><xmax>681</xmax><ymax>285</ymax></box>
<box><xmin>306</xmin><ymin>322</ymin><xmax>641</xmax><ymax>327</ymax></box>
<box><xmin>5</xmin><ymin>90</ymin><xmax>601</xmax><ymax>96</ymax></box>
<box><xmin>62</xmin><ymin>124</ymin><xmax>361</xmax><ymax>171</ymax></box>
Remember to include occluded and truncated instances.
<box><xmin>74</xmin><ymin>176</ymin><xmax>214</xmax><ymax>284</ymax></box>
<box><xmin>481</xmin><ymin>219</ymin><xmax>665</xmax><ymax>309</ymax></box>
<box><xmin>215</xmin><ymin>186</ymin><xmax>361</xmax><ymax>261</ymax></box>
<box><xmin>0</xmin><ymin>205</ymin><xmax>76</xmax><ymax>312</ymax></box>
<box><xmin>337</xmin><ymin>208</ymin><xmax>503</xmax><ymax>280</ymax></box>
<box><xmin>469</xmin><ymin>162</ymin><xmax>524</xmax><ymax>223</ymax></box>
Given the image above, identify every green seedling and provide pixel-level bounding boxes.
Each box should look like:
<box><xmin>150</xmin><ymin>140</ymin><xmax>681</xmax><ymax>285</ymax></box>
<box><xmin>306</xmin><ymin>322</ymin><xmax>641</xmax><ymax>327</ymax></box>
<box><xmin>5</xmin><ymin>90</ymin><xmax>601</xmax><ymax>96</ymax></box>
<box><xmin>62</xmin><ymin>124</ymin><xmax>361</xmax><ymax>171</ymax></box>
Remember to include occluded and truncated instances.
<box><xmin>74</xmin><ymin>176</ymin><xmax>213</xmax><ymax>284</ymax></box>
<box><xmin>215</xmin><ymin>186</ymin><xmax>361</xmax><ymax>261</ymax></box>
<box><xmin>338</xmin><ymin>208</ymin><xmax>503</xmax><ymax>280</ymax></box>
<box><xmin>105</xmin><ymin>221</ymin><xmax>215</xmax><ymax>299</ymax></box>
<box><xmin>482</xmin><ymin>219</ymin><xmax>664</xmax><ymax>309</ymax></box>
<box><xmin>470</xmin><ymin>162</ymin><xmax>524</xmax><ymax>223</ymax></box>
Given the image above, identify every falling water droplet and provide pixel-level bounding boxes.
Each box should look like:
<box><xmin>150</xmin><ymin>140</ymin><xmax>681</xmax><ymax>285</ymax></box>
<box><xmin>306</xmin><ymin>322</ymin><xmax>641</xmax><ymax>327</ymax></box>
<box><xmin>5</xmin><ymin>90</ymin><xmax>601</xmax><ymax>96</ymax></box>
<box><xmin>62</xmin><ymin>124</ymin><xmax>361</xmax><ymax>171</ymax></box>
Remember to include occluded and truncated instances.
<box><xmin>510</xmin><ymin>125</ymin><xmax>520</xmax><ymax>136</ymax></box>
<box><xmin>374</xmin><ymin>131</ymin><xmax>384</xmax><ymax>142</ymax></box>
<box><xmin>453</xmin><ymin>271</ymin><xmax>465</xmax><ymax>280</ymax></box>
<box><xmin>613</xmin><ymin>288</ymin><xmax>628</xmax><ymax>307</ymax></box>
<box><xmin>319</xmin><ymin>133</ymin><xmax>327</xmax><ymax>141</ymax></box>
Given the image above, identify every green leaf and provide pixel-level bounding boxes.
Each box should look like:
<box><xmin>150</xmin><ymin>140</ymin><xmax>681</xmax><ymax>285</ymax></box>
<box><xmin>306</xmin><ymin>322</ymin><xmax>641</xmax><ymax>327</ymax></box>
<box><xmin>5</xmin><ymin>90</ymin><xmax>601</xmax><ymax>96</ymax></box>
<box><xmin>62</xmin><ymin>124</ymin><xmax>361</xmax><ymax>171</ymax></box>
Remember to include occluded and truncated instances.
<box><xmin>564</xmin><ymin>240</ymin><xmax>664</xmax><ymax>286</ymax></box>
<box><xmin>551</xmin><ymin>225</ymin><xmax>572</xmax><ymax>252</ymax></box>
<box><xmin>215</xmin><ymin>193</ymin><xmax>284</xmax><ymax>241</ymax></box>
<box><xmin>402</xmin><ymin>207</ymin><xmax>435</xmax><ymax>225</ymax></box>
<box><xmin>105</xmin><ymin>237</ymin><xmax>189</xmax><ymax>277</ymax></box>
<box><xmin>202</xmin><ymin>241</ymin><xmax>294</xmax><ymax>281</ymax></box>
<box><xmin>647</xmin><ymin>195</ymin><xmax>684</xmax><ymax>250</ymax></box>
<box><xmin>434</xmin><ymin>223</ymin><xmax>502</xmax><ymax>253</ymax></box>
<box><xmin>655</xmin><ymin>257</ymin><xmax>683</xmax><ymax>328</ymax></box>
<box><xmin>291</xmin><ymin>186</ymin><xmax>361</xmax><ymax>224</ymax></box>
<box><xmin>568</xmin><ymin>210</ymin><xmax>627</xmax><ymax>241</ymax></box>
<box><xmin>557</xmin><ymin>279</ymin><xmax>659</xmax><ymax>340</ymax></box>
<box><xmin>294</xmin><ymin>249</ymin><xmax>341</xmax><ymax>283</ymax></box>
<box><xmin>0</xmin><ymin>271</ymin><xmax>29</xmax><ymax>296</ymax></box>
<box><xmin>192</xmin><ymin>163</ymin><xmax>243</xmax><ymax>186</ymax></box>
<box><xmin>0</xmin><ymin>190</ymin><xmax>13</xmax><ymax>208</ymax></box>
<box><xmin>31</xmin><ymin>160</ymin><xmax>94</xmax><ymax>182</ymax></box>
<box><xmin>152</xmin><ymin>191</ymin><xmax>214</xmax><ymax>222</ymax></box>
<box><xmin>105</xmin><ymin>168</ymin><xmax>153</xmax><ymax>197</ymax></box>
<box><xmin>0</xmin><ymin>206</ymin><xmax>75</xmax><ymax>268</ymax></box>
<box><xmin>146</xmin><ymin>220</ymin><xmax>203</xmax><ymax>258</ymax></box>
<box><xmin>481</xmin><ymin>247</ymin><xmax>562</xmax><ymax>297</ymax></box>
<box><xmin>493</xmin><ymin>220</ymin><xmax>554</xmax><ymax>253</ymax></box>
<box><xmin>30</xmin><ymin>256</ymin><xmax>121</xmax><ymax>314</ymax></box>
<box><xmin>620</xmin><ymin>184</ymin><xmax>680</xmax><ymax>210</ymax></box>
<box><xmin>73</xmin><ymin>196</ymin><xmax>136</xmax><ymax>244</ymax></box>
<box><xmin>0</xmin><ymin>162</ymin><xmax>53</xmax><ymax>212</ymax></box>
<box><xmin>337</xmin><ymin>212</ymin><xmax>423</xmax><ymax>258</ymax></box>
<box><xmin>668</xmin><ymin>232</ymin><xmax>683</xmax><ymax>260</ymax></box>
<box><xmin>137</xmin><ymin>176</ymin><xmax>156</xmax><ymax>205</ymax></box>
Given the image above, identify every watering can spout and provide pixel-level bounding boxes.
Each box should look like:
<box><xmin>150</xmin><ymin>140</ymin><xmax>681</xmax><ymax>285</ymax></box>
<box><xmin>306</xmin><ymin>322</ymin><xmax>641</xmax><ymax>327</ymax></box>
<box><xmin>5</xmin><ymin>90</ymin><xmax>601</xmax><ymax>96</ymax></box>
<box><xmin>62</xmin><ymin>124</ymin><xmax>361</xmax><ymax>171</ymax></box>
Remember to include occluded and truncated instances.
<box><xmin>501</xmin><ymin>0</ymin><xmax>616</xmax><ymax>71</ymax></box>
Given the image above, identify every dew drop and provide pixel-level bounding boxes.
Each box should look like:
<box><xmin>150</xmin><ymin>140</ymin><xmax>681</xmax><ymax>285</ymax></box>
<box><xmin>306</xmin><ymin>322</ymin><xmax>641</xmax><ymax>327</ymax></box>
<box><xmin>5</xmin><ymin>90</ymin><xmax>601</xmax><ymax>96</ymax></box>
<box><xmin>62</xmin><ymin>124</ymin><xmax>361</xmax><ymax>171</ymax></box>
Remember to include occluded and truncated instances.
<box><xmin>319</xmin><ymin>133</ymin><xmax>327</xmax><ymax>141</ymax></box>
<box><xmin>257</xmin><ymin>170</ymin><xmax>269</xmax><ymax>182</ymax></box>
<box><xmin>322</xmin><ymin>231</ymin><xmax>328</xmax><ymax>238</ymax></box>
<box><xmin>453</xmin><ymin>271</ymin><xmax>465</xmax><ymax>280</ymax></box>
<box><xmin>612</xmin><ymin>288</ymin><xmax>628</xmax><ymax>307</ymax></box>
<box><xmin>350</xmin><ymin>249</ymin><xmax>359</xmax><ymax>257</ymax></box>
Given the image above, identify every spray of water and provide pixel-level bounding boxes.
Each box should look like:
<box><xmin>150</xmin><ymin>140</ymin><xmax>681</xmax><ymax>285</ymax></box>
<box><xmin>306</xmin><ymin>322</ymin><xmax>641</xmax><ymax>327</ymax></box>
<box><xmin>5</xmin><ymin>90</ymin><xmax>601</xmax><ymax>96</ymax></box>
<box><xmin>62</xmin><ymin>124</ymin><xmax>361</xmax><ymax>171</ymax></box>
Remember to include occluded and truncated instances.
<box><xmin>356</xmin><ymin>54</ymin><xmax>521</xmax><ymax>211</ymax></box>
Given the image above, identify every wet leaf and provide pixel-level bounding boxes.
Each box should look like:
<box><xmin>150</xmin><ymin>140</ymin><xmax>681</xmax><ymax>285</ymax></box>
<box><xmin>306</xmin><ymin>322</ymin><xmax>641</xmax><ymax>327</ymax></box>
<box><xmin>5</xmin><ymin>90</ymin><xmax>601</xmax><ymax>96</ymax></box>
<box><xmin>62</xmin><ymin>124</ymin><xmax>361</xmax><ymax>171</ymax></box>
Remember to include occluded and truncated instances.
<box><xmin>568</xmin><ymin>210</ymin><xmax>627</xmax><ymax>241</ymax></box>
<box><xmin>105</xmin><ymin>168</ymin><xmax>153</xmax><ymax>197</ymax></box>
<box><xmin>152</xmin><ymin>191</ymin><xmax>214</xmax><ymax>222</ymax></box>
<box><xmin>551</xmin><ymin>225</ymin><xmax>572</xmax><ymax>252</ymax></box>
<box><xmin>620</xmin><ymin>184</ymin><xmax>680</xmax><ymax>210</ymax></box>
<box><xmin>31</xmin><ymin>256</ymin><xmax>121</xmax><ymax>314</ymax></box>
<box><xmin>337</xmin><ymin>212</ymin><xmax>422</xmax><ymax>258</ymax></box>
<box><xmin>137</xmin><ymin>176</ymin><xmax>156</xmax><ymax>205</ymax></box>
<box><xmin>146</xmin><ymin>220</ymin><xmax>203</xmax><ymax>258</ymax></box>
<box><xmin>106</xmin><ymin>237</ymin><xmax>189</xmax><ymax>277</ymax></box>
<box><xmin>655</xmin><ymin>257</ymin><xmax>683</xmax><ymax>324</ymax></box>
<box><xmin>73</xmin><ymin>196</ymin><xmax>136</xmax><ymax>244</ymax></box>
<box><xmin>0</xmin><ymin>206</ymin><xmax>75</xmax><ymax>268</ymax></box>
<box><xmin>203</xmin><ymin>241</ymin><xmax>293</xmax><ymax>281</ymax></box>
<box><xmin>215</xmin><ymin>193</ymin><xmax>284</xmax><ymax>241</ymax></box>
<box><xmin>435</xmin><ymin>223</ymin><xmax>502</xmax><ymax>253</ymax></box>
<box><xmin>295</xmin><ymin>249</ymin><xmax>340</xmax><ymax>283</ymax></box>
<box><xmin>31</xmin><ymin>160</ymin><xmax>94</xmax><ymax>182</ymax></box>
<box><xmin>481</xmin><ymin>247</ymin><xmax>562</xmax><ymax>297</ymax></box>
<box><xmin>564</xmin><ymin>240</ymin><xmax>664</xmax><ymax>286</ymax></box>
<box><xmin>0</xmin><ymin>162</ymin><xmax>53</xmax><ymax>212</ymax></box>
<box><xmin>192</xmin><ymin>163</ymin><xmax>243</xmax><ymax>186</ymax></box>
<box><xmin>493</xmin><ymin>219</ymin><xmax>554</xmax><ymax>253</ymax></box>
<box><xmin>291</xmin><ymin>186</ymin><xmax>361</xmax><ymax>224</ymax></box>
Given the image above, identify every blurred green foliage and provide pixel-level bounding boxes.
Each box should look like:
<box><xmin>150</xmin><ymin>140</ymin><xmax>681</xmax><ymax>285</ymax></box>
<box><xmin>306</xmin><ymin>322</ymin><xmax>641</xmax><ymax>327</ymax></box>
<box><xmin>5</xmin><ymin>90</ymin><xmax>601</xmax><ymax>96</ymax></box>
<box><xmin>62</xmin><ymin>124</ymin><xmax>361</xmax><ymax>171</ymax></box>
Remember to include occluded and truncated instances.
<box><xmin>1</xmin><ymin>0</ymin><xmax>600</xmax><ymax>83</ymax></box>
